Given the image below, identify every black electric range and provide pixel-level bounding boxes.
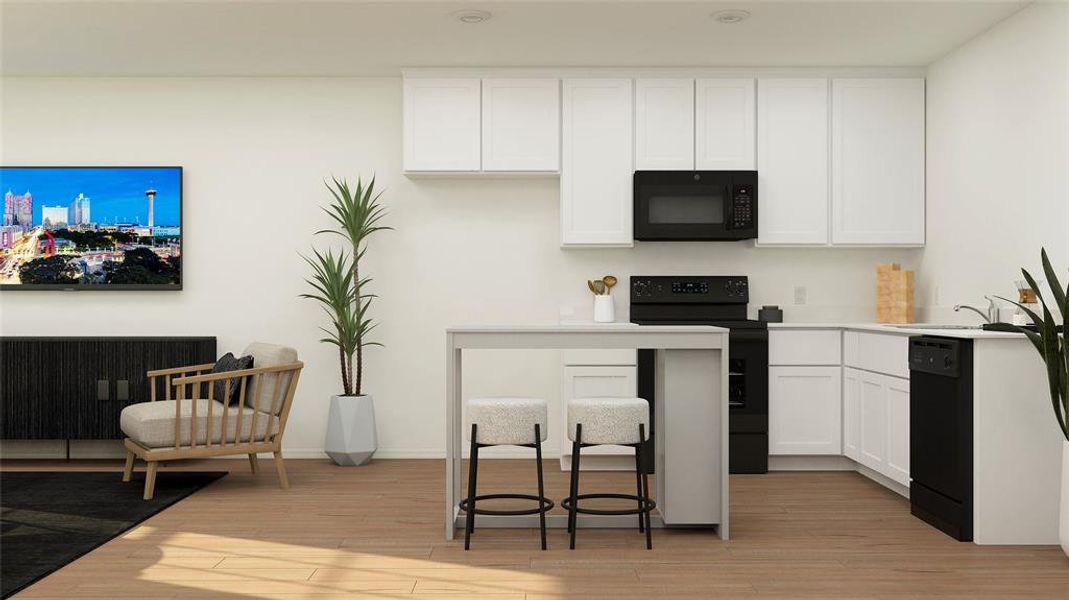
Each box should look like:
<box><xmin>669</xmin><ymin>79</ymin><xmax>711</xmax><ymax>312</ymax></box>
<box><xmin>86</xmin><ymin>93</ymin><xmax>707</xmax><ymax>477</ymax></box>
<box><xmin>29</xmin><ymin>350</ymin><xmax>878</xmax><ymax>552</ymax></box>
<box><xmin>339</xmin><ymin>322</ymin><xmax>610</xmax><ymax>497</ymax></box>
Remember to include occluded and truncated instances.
<box><xmin>630</xmin><ymin>275</ymin><xmax>769</xmax><ymax>474</ymax></box>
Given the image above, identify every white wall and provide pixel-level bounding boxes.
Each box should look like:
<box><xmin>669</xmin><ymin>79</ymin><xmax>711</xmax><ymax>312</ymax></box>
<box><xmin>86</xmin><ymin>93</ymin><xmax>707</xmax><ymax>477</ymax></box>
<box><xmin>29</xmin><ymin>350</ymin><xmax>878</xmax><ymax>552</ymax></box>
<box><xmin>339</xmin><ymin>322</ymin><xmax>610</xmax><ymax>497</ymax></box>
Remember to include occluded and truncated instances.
<box><xmin>0</xmin><ymin>77</ymin><xmax>921</xmax><ymax>457</ymax></box>
<box><xmin>922</xmin><ymin>2</ymin><xmax>1069</xmax><ymax>322</ymax></box>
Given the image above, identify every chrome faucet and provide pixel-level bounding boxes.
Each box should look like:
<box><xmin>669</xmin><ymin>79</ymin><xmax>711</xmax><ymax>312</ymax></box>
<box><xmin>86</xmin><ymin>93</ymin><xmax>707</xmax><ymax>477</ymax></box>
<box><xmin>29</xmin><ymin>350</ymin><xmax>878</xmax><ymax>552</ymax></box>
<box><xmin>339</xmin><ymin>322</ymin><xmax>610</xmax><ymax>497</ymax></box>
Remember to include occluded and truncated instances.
<box><xmin>954</xmin><ymin>296</ymin><xmax>999</xmax><ymax>323</ymax></box>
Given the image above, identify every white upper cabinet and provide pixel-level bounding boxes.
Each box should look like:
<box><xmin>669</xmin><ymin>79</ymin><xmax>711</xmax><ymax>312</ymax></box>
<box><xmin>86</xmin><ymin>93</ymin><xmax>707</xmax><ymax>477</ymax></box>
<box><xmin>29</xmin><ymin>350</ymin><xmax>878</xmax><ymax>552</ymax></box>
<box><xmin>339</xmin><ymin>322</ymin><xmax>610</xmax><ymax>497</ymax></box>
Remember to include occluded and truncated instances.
<box><xmin>695</xmin><ymin>78</ymin><xmax>755</xmax><ymax>170</ymax></box>
<box><xmin>756</xmin><ymin>79</ymin><xmax>830</xmax><ymax>245</ymax></box>
<box><xmin>635</xmin><ymin>78</ymin><xmax>695</xmax><ymax>170</ymax></box>
<box><xmin>481</xmin><ymin>78</ymin><xmax>560</xmax><ymax>172</ymax></box>
<box><xmin>403</xmin><ymin>78</ymin><xmax>481</xmax><ymax>172</ymax></box>
<box><xmin>561</xmin><ymin>79</ymin><xmax>634</xmax><ymax>247</ymax></box>
<box><xmin>831</xmin><ymin>78</ymin><xmax>925</xmax><ymax>245</ymax></box>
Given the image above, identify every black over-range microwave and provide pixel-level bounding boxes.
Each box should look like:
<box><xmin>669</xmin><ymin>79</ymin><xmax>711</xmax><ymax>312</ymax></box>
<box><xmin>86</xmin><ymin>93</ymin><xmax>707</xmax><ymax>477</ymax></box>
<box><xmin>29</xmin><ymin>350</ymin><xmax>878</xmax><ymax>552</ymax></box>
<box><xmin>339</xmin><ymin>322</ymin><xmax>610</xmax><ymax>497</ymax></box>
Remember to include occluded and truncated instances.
<box><xmin>633</xmin><ymin>170</ymin><xmax>757</xmax><ymax>241</ymax></box>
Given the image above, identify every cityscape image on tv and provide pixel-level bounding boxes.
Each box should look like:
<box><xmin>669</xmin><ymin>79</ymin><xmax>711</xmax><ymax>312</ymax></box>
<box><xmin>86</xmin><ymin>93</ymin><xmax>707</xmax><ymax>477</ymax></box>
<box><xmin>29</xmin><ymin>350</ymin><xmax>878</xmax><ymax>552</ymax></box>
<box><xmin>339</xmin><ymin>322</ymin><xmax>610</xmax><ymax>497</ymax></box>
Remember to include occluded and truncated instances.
<box><xmin>0</xmin><ymin>167</ymin><xmax>182</xmax><ymax>287</ymax></box>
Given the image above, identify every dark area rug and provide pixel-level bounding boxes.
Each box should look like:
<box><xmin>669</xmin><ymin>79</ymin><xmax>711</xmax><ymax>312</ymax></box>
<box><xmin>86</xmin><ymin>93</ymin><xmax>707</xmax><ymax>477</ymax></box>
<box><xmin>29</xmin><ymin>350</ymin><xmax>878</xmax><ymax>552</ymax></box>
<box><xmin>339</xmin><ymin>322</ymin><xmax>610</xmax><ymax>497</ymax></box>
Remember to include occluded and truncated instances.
<box><xmin>0</xmin><ymin>470</ymin><xmax>226</xmax><ymax>598</ymax></box>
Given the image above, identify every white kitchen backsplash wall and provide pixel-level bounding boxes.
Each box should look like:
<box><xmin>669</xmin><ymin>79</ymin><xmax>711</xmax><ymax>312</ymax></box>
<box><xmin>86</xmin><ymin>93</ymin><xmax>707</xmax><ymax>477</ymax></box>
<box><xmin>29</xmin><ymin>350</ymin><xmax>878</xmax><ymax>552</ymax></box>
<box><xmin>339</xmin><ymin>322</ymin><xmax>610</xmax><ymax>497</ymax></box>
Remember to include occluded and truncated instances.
<box><xmin>0</xmin><ymin>76</ymin><xmax>920</xmax><ymax>458</ymax></box>
<box><xmin>921</xmin><ymin>2</ymin><xmax>1068</xmax><ymax>324</ymax></box>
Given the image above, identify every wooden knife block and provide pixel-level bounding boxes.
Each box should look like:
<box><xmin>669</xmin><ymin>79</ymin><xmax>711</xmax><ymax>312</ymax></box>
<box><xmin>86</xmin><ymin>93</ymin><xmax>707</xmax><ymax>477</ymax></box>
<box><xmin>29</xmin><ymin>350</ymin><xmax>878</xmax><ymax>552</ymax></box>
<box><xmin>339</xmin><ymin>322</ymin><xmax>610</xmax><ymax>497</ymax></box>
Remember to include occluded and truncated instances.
<box><xmin>876</xmin><ymin>263</ymin><xmax>915</xmax><ymax>324</ymax></box>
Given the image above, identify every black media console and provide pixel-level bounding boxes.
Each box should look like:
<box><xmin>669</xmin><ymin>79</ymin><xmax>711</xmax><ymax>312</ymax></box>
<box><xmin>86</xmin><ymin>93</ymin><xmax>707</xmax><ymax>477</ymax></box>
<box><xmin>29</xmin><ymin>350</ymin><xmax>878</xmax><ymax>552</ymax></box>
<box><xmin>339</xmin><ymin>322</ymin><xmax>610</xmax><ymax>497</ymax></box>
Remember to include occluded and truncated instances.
<box><xmin>1</xmin><ymin>337</ymin><xmax>216</xmax><ymax>440</ymax></box>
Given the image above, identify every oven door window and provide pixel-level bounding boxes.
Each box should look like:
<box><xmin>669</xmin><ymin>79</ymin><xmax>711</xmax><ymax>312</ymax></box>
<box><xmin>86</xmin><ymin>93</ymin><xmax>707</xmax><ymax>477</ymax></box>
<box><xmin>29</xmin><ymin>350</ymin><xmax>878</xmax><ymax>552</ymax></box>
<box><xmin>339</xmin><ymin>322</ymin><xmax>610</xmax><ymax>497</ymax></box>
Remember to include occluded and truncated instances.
<box><xmin>643</xmin><ymin>185</ymin><xmax>726</xmax><ymax>225</ymax></box>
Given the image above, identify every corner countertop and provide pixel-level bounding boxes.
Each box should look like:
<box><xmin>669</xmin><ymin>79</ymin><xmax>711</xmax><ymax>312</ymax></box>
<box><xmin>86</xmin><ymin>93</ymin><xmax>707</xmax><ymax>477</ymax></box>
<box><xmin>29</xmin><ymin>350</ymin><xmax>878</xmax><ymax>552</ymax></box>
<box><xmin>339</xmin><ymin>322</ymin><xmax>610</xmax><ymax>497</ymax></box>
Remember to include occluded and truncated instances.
<box><xmin>447</xmin><ymin>322</ymin><xmax>729</xmax><ymax>334</ymax></box>
<box><xmin>766</xmin><ymin>322</ymin><xmax>1026</xmax><ymax>339</ymax></box>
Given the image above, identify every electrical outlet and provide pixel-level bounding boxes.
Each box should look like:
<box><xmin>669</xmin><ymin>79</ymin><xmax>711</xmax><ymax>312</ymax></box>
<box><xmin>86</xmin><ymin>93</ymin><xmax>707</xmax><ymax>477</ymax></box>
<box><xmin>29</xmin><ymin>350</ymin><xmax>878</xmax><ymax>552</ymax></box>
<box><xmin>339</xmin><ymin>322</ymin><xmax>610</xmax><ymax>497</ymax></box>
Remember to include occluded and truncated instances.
<box><xmin>794</xmin><ymin>286</ymin><xmax>807</xmax><ymax>305</ymax></box>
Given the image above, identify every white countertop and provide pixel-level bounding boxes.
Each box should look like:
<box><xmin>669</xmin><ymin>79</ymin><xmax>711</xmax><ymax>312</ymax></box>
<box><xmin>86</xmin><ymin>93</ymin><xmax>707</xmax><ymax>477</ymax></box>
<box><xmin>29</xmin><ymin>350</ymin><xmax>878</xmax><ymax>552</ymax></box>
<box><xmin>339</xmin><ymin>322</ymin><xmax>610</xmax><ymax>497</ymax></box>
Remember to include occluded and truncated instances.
<box><xmin>448</xmin><ymin>322</ymin><xmax>729</xmax><ymax>334</ymax></box>
<box><xmin>766</xmin><ymin>322</ymin><xmax>1025</xmax><ymax>339</ymax></box>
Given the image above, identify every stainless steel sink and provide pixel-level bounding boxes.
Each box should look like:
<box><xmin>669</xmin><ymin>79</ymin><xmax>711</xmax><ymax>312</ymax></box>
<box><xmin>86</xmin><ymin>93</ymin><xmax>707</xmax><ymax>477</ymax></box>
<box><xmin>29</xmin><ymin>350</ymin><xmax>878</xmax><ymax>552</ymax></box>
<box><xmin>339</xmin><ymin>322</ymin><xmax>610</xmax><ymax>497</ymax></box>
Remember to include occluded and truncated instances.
<box><xmin>884</xmin><ymin>324</ymin><xmax>983</xmax><ymax>330</ymax></box>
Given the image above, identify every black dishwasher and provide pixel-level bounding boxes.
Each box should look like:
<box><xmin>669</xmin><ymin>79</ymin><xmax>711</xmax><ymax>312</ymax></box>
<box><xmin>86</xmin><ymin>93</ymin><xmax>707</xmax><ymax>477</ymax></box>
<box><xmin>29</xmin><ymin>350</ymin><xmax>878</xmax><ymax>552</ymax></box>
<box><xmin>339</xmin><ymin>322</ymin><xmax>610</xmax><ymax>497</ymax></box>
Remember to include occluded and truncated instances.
<box><xmin>909</xmin><ymin>336</ymin><xmax>974</xmax><ymax>541</ymax></box>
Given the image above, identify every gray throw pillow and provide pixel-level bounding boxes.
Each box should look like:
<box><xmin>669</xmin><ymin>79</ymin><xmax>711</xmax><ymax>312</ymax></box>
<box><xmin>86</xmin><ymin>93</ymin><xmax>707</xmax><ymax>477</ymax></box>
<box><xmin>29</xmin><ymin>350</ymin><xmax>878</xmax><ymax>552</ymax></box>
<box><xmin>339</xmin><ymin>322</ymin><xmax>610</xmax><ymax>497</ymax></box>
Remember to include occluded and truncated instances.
<box><xmin>209</xmin><ymin>353</ymin><xmax>254</xmax><ymax>405</ymax></box>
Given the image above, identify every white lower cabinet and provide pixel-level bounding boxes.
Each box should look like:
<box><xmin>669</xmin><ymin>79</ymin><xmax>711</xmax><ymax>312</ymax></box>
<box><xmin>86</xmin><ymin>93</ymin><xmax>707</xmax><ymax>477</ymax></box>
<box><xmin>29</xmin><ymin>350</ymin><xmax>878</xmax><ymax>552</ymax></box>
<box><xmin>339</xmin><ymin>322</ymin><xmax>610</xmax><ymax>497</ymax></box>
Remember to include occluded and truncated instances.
<box><xmin>769</xmin><ymin>366</ymin><xmax>842</xmax><ymax>455</ymax></box>
<box><xmin>559</xmin><ymin>365</ymin><xmax>637</xmax><ymax>469</ymax></box>
<box><xmin>842</xmin><ymin>367</ymin><xmax>861</xmax><ymax>461</ymax></box>
<box><xmin>848</xmin><ymin>366</ymin><xmax>910</xmax><ymax>487</ymax></box>
<box><xmin>884</xmin><ymin>375</ymin><xmax>910</xmax><ymax>486</ymax></box>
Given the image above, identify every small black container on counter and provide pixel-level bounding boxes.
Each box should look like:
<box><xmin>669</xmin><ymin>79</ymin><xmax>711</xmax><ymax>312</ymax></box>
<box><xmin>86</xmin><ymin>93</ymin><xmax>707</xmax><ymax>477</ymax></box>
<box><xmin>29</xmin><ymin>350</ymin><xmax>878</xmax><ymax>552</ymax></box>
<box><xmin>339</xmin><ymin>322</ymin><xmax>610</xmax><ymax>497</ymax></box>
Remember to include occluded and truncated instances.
<box><xmin>758</xmin><ymin>305</ymin><xmax>783</xmax><ymax>323</ymax></box>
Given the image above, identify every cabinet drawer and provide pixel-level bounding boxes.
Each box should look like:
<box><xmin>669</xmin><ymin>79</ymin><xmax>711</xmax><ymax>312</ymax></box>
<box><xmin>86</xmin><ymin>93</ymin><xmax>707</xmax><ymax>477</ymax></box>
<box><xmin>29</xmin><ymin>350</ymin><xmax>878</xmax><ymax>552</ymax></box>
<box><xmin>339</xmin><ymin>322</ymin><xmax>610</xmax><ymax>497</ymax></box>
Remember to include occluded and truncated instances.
<box><xmin>769</xmin><ymin>330</ymin><xmax>841</xmax><ymax>365</ymax></box>
<box><xmin>845</xmin><ymin>331</ymin><xmax>909</xmax><ymax>379</ymax></box>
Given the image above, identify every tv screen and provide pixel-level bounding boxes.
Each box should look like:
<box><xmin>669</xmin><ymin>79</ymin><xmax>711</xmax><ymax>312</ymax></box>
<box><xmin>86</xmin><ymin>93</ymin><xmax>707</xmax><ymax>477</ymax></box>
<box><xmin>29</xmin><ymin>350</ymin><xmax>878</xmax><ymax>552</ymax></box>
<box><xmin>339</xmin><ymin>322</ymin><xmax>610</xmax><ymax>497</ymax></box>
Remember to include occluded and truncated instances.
<box><xmin>0</xmin><ymin>166</ymin><xmax>182</xmax><ymax>290</ymax></box>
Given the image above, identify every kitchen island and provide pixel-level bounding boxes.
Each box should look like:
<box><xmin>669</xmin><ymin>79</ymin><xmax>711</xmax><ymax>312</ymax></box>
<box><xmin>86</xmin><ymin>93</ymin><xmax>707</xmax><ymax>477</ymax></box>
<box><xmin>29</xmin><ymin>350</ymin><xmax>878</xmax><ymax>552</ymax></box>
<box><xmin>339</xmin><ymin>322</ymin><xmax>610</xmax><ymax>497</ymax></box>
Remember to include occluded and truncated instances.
<box><xmin>445</xmin><ymin>323</ymin><xmax>730</xmax><ymax>540</ymax></box>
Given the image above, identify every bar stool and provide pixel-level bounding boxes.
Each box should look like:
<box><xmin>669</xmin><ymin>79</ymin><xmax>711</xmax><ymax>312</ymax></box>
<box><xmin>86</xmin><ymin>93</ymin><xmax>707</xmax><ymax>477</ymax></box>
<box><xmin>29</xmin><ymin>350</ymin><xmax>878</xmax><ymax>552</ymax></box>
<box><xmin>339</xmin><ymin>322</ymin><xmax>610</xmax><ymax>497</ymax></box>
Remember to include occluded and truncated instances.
<box><xmin>460</xmin><ymin>397</ymin><xmax>554</xmax><ymax>551</ymax></box>
<box><xmin>562</xmin><ymin>397</ymin><xmax>654</xmax><ymax>550</ymax></box>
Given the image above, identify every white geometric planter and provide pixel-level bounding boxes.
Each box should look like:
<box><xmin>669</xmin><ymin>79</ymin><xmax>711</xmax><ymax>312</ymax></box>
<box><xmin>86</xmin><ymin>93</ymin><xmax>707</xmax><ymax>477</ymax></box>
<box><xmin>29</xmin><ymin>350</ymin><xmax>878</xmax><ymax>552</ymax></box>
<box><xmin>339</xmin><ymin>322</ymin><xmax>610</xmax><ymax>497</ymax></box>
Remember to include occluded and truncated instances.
<box><xmin>325</xmin><ymin>395</ymin><xmax>377</xmax><ymax>466</ymax></box>
<box><xmin>1061</xmin><ymin>440</ymin><xmax>1069</xmax><ymax>558</ymax></box>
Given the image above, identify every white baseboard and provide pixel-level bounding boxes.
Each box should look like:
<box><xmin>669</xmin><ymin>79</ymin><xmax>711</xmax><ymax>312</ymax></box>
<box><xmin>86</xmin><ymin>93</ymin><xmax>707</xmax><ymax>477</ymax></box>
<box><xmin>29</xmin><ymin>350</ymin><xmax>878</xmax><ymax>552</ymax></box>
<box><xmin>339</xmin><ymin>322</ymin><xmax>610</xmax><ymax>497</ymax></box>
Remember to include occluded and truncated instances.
<box><xmin>770</xmin><ymin>454</ymin><xmax>910</xmax><ymax>499</ymax></box>
<box><xmin>854</xmin><ymin>463</ymin><xmax>910</xmax><ymax>498</ymax></box>
<box><xmin>769</xmin><ymin>455</ymin><xmax>855</xmax><ymax>471</ymax></box>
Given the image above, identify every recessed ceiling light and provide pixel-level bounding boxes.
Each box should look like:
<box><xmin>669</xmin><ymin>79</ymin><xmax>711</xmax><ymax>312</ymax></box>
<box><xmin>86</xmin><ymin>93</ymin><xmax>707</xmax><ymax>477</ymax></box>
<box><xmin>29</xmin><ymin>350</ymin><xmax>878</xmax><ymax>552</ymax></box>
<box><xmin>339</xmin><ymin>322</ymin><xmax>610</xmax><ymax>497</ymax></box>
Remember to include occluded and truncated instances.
<box><xmin>453</xmin><ymin>10</ymin><xmax>491</xmax><ymax>24</ymax></box>
<box><xmin>711</xmin><ymin>9</ymin><xmax>750</xmax><ymax>24</ymax></box>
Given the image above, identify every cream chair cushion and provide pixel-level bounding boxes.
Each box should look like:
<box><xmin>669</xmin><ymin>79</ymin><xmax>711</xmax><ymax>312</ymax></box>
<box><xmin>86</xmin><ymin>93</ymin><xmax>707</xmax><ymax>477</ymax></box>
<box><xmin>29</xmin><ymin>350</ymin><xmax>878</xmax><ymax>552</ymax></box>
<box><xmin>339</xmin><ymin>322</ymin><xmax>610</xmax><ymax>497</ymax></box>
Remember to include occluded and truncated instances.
<box><xmin>241</xmin><ymin>342</ymin><xmax>298</xmax><ymax>415</ymax></box>
<box><xmin>121</xmin><ymin>399</ymin><xmax>279</xmax><ymax>448</ymax></box>
<box><xmin>567</xmin><ymin>397</ymin><xmax>650</xmax><ymax>445</ymax></box>
<box><xmin>466</xmin><ymin>397</ymin><xmax>548</xmax><ymax>446</ymax></box>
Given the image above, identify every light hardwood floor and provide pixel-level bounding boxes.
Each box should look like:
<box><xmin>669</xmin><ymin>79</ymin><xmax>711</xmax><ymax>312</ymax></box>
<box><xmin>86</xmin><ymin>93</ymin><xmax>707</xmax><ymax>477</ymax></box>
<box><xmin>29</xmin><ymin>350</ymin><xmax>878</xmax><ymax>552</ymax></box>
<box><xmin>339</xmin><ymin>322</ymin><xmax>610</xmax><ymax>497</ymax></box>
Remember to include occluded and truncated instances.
<box><xmin>4</xmin><ymin>458</ymin><xmax>1067</xmax><ymax>599</ymax></box>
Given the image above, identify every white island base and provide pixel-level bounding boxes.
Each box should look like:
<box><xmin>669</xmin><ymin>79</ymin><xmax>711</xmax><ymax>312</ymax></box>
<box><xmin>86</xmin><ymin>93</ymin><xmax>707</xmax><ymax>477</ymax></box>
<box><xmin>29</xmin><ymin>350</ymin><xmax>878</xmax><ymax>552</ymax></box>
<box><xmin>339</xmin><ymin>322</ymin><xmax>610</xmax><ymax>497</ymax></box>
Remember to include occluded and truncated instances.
<box><xmin>445</xmin><ymin>324</ymin><xmax>730</xmax><ymax>540</ymax></box>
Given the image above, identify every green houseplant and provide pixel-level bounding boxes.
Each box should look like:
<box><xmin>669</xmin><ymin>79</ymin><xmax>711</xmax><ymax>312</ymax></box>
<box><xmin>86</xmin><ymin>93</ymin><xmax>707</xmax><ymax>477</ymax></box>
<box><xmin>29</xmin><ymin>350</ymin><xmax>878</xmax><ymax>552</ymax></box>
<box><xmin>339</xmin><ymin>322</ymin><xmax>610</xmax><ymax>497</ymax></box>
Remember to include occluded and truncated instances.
<box><xmin>302</xmin><ymin>176</ymin><xmax>389</xmax><ymax>465</ymax></box>
<box><xmin>986</xmin><ymin>248</ymin><xmax>1067</xmax><ymax>554</ymax></box>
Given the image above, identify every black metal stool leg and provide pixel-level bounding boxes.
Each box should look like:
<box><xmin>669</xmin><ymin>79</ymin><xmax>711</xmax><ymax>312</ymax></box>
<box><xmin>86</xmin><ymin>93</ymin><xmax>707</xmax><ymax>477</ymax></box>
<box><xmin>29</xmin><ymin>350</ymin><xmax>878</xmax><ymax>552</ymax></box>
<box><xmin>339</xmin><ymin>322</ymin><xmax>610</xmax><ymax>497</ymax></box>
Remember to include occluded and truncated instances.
<box><xmin>634</xmin><ymin>438</ymin><xmax>645</xmax><ymax>534</ymax></box>
<box><xmin>534</xmin><ymin>423</ymin><xmax>547</xmax><ymax>551</ymax></box>
<box><xmin>464</xmin><ymin>423</ymin><xmax>479</xmax><ymax>551</ymax></box>
<box><xmin>568</xmin><ymin>423</ymin><xmax>582</xmax><ymax>549</ymax></box>
<box><xmin>639</xmin><ymin>423</ymin><xmax>652</xmax><ymax>550</ymax></box>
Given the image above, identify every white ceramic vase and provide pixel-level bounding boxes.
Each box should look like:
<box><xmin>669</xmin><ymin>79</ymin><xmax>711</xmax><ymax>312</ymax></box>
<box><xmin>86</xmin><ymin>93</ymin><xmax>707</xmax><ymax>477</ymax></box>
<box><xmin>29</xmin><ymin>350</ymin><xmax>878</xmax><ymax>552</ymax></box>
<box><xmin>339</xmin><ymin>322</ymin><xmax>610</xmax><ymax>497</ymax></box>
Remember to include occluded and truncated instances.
<box><xmin>593</xmin><ymin>295</ymin><xmax>615</xmax><ymax>323</ymax></box>
<box><xmin>325</xmin><ymin>394</ymin><xmax>377</xmax><ymax>466</ymax></box>
<box><xmin>1061</xmin><ymin>440</ymin><xmax>1069</xmax><ymax>557</ymax></box>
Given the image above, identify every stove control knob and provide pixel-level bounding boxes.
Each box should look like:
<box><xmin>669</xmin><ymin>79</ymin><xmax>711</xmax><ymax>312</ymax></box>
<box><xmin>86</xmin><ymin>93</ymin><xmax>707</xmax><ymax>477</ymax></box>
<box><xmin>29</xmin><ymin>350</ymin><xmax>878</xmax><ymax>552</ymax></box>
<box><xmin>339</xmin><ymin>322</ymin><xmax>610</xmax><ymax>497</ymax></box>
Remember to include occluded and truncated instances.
<box><xmin>632</xmin><ymin>279</ymin><xmax>651</xmax><ymax>297</ymax></box>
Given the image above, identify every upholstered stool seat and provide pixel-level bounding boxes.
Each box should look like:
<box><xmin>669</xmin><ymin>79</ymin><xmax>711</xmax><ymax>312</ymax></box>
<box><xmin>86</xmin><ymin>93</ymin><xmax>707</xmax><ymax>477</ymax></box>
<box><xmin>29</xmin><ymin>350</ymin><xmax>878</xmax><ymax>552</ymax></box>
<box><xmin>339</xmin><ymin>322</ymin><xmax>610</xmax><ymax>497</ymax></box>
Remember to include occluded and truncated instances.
<box><xmin>567</xmin><ymin>397</ymin><xmax>649</xmax><ymax>445</ymax></box>
<box><xmin>466</xmin><ymin>397</ymin><xmax>548</xmax><ymax>446</ymax></box>
<box><xmin>461</xmin><ymin>397</ymin><xmax>553</xmax><ymax>551</ymax></box>
<box><xmin>564</xmin><ymin>397</ymin><xmax>655</xmax><ymax>550</ymax></box>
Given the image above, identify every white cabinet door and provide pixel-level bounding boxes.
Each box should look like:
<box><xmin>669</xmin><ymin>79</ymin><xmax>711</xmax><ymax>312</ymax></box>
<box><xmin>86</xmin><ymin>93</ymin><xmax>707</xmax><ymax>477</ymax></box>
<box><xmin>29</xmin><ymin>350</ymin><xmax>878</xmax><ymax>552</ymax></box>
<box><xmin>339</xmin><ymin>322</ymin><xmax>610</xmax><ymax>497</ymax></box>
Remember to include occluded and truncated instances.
<box><xmin>884</xmin><ymin>374</ymin><xmax>910</xmax><ymax>486</ymax></box>
<box><xmin>756</xmin><ymin>79</ymin><xmax>830</xmax><ymax>245</ymax></box>
<box><xmin>843</xmin><ymin>367</ymin><xmax>861</xmax><ymax>461</ymax></box>
<box><xmin>695</xmin><ymin>78</ymin><xmax>755</xmax><ymax>170</ymax></box>
<box><xmin>561</xmin><ymin>79</ymin><xmax>634</xmax><ymax>247</ymax></box>
<box><xmin>635</xmin><ymin>78</ymin><xmax>694</xmax><ymax>170</ymax></box>
<box><xmin>481</xmin><ymin>78</ymin><xmax>560</xmax><ymax>172</ymax></box>
<box><xmin>858</xmin><ymin>370</ymin><xmax>887</xmax><ymax>472</ymax></box>
<box><xmin>770</xmin><ymin>366</ymin><xmax>842</xmax><ymax>455</ymax></box>
<box><xmin>560</xmin><ymin>365</ymin><xmax>638</xmax><ymax>467</ymax></box>
<box><xmin>831</xmin><ymin>78</ymin><xmax>925</xmax><ymax>245</ymax></box>
<box><xmin>403</xmin><ymin>78</ymin><xmax>481</xmax><ymax>171</ymax></box>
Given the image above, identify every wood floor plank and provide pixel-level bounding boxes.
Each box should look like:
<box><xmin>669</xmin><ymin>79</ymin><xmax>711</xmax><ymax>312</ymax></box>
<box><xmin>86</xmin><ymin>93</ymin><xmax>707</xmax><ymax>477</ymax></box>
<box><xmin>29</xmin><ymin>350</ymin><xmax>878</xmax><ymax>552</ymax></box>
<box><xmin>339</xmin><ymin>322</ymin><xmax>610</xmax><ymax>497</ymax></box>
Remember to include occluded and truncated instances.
<box><xmin>3</xmin><ymin>458</ymin><xmax>1067</xmax><ymax>599</ymax></box>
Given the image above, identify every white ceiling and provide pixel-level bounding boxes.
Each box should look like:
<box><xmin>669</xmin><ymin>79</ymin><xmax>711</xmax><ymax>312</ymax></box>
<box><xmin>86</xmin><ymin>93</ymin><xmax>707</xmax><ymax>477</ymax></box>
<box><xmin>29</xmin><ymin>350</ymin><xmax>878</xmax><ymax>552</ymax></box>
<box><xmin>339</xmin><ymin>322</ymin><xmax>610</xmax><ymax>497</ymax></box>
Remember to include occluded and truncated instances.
<box><xmin>0</xmin><ymin>1</ymin><xmax>1031</xmax><ymax>77</ymax></box>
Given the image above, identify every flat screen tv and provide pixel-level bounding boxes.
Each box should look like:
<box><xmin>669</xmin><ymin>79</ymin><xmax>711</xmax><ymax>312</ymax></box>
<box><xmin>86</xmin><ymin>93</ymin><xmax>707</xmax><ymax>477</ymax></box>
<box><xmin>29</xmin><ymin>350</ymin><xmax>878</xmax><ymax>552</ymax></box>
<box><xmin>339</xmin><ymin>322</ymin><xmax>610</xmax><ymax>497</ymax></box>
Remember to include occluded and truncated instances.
<box><xmin>0</xmin><ymin>166</ymin><xmax>182</xmax><ymax>290</ymax></box>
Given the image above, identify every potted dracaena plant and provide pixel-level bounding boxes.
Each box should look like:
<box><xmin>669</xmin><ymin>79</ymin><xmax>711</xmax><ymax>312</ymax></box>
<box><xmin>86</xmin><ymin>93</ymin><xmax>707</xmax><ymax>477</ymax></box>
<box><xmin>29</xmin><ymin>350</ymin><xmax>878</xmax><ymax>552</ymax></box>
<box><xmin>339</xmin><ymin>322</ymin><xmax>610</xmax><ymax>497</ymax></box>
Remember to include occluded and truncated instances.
<box><xmin>302</xmin><ymin>176</ymin><xmax>390</xmax><ymax>466</ymax></box>
<box><xmin>987</xmin><ymin>248</ymin><xmax>1067</xmax><ymax>555</ymax></box>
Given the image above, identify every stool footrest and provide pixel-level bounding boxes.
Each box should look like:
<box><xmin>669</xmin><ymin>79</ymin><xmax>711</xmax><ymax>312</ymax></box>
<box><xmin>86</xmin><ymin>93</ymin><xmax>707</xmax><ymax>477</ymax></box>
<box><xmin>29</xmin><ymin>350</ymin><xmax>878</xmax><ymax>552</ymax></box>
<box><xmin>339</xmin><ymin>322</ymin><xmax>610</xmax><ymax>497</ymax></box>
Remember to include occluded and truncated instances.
<box><xmin>459</xmin><ymin>493</ymin><xmax>554</xmax><ymax>516</ymax></box>
<box><xmin>561</xmin><ymin>493</ymin><xmax>656</xmax><ymax>516</ymax></box>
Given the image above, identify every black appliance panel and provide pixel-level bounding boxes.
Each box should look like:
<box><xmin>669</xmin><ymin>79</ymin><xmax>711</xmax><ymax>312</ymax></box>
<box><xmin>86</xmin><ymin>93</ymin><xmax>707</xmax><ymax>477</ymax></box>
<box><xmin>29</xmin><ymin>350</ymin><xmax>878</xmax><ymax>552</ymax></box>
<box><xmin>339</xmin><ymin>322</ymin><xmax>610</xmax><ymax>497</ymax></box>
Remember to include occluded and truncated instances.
<box><xmin>631</xmin><ymin>275</ymin><xmax>768</xmax><ymax>474</ymax></box>
<box><xmin>909</xmin><ymin>336</ymin><xmax>974</xmax><ymax>541</ymax></box>
<box><xmin>634</xmin><ymin>171</ymin><xmax>757</xmax><ymax>241</ymax></box>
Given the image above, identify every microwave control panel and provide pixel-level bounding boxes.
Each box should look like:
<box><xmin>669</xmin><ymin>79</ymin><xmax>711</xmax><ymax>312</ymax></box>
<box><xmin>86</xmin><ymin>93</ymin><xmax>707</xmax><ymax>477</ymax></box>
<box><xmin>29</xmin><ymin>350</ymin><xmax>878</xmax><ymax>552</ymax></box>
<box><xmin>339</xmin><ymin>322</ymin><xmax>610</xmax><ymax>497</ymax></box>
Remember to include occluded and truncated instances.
<box><xmin>731</xmin><ymin>184</ymin><xmax>754</xmax><ymax>229</ymax></box>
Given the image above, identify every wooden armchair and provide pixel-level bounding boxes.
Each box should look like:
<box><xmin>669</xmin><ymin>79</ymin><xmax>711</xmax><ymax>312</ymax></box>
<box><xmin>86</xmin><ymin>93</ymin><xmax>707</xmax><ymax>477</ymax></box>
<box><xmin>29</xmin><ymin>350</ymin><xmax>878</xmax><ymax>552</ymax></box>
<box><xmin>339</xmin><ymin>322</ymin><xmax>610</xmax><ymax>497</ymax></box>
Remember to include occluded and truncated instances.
<box><xmin>120</xmin><ymin>342</ymin><xmax>304</xmax><ymax>500</ymax></box>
